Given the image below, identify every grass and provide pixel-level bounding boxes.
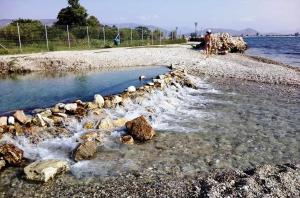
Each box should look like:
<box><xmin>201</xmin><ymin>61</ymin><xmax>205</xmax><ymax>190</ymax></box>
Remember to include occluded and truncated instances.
<box><xmin>0</xmin><ymin>38</ymin><xmax>186</xmax><ymax>55</ymax></box>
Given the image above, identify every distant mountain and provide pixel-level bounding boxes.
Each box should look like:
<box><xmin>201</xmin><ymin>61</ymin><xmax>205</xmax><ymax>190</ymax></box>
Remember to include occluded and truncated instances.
<box><xmin>201</xmin><ymin>28</ymin><xmax>259</xmax><ymax>36</ymax></box>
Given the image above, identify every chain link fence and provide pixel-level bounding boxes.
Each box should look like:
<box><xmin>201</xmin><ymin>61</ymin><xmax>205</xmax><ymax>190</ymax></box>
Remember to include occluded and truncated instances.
<box><xmin>0</xmin><ymin>23</ymin><xmax>186</xmax><ymax>54</ymax></box>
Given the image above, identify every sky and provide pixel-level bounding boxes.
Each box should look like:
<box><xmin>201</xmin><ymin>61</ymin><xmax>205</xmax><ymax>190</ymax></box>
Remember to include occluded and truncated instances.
<box><xmin>0</xmin><ymin>0</ymin><xmax>299</xmax><ymax>33</ymax></box>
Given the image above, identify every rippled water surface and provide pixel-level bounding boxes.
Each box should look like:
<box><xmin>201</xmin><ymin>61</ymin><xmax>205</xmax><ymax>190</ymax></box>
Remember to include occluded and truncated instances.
<box><xmin>245</xmin><ymin>36</ymin><xmax>300</xmax><ymax>67</ymax></box>
<box><xmin>5</xmin><ymin>76</ymin><xmax>299</xmax><ymax>178</ymax></box>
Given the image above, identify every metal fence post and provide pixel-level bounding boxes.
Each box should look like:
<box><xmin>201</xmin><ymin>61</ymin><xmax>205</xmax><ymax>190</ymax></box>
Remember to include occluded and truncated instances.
<box><xmin>45</xmin><ymin>25</ymin><xmax>49</xmax><ymax>51</ymax></box>
<box><xmin>67</xmin><ymin>25</ymin><xmax>71</xmax><ymax>49</ymax></box>
<box><xmin>86</xmin><ymin>26</ymin><xmax>90</xmax><ymax>48</ymax></box>
<box><xmin>159</xmin><ymin>29</ymin><xmax>162</xmax><ymax>45</ymax></box>
<box><xmin>151</xmin><ymin>30</ymin><xmax>153</xmax><ymax>45</ymax></box>
<box><xmin>17</xmin><ymin>22</ymin><xmax>22</xmax><ymax>52</ymax></box>
<box><xmin>130</xmin><ymin>28</ymin><xmax>133</xmax><ymax>46</ymax></box>
<box><xmin>103</xmin><ymin>26</ymin><xmax>106</xmax><ymax>46</ymax></box>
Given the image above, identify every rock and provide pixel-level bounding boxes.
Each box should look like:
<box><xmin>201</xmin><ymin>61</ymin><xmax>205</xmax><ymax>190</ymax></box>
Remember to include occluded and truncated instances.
<box><xmin>98</xmin><ymin>118</ymin><xmax>114</xmax><ymax>130</ymax></box>
<box><xmin>36</xmin><ymin>114</ymin><xmax>46</xmax><ymax>127</ymax></box>
<box><xmin>113</xmin><ymin>118</ymin><xmax>128</xmax><ymax>128</ymax></box>
<box><xmin>50</xmin><ymin>107</ymin><xmax>61</xmax><ymax>114</ymax></box>
<box><xmin>139</xmin><ymin>75</ymin><xmax>146</xmax><ymax>80</ymax></box>
<box><xmin>120</xmin><ymin>135</ymin><xmax>134</xmax><ymax>145</ymax></box>
<box><xmin>24</xmin><ymin>159</ymin><xmax>70</xmax><ymax>182</ymax></box>
<box><xmin>75</xmin><ymin>107</ymin><xmax>87</xmax><ymax>117</ymax></box>
<box><xmin>94</xmin><ymin>94</ymin><xmax>105</xmax><ymax>108</ymax></box>
<box><xmin>0</xmin><ymin>143</ymin><xmax>24</xmax><ymax>166</ymax></box>
<box><xmin>14</xmin><ymin>122</ymin><xmax>24</xmax><ymax>136</ymax></box>
<box><xmin>127</xmin><ymin>86</ymin><xmax>136</xmax><ymax>93</ymax></box>
<box><xmin>73</xmin><ymin>141</ymin><xmax>97</xmax><ymax>162</ymax></box>
<box><xmin>0</xmin><ymin>160</ymin><xmax>5</xmax><ymax>170</ymax></box>
<box><xmin>7</xmin><ymin>116</ymin><xmax>16</xmax><ymax>125</ymax></box>
<box><xmin>80</xmin><ymin>132</ymin><xmax>98</xmax><ymax>142</ymax></box>
<box><xmin>75</xmin><ymin>100</ymin><xmax>85</xmax><ymax>107</ymax></box>
<box><xmin>147</xmin><ymin>82</ymin><xmax>155</xmax><ymax>86</ymax></box>
<box><xmin>56</xmin><ymin>103</ymin><xmax>65</xmax><ymax>109</ymax></box>
<box><xmin>86</xmin><ymin>102</ymin><xmax>98</xmax><ymax>110</ymax></box>
<box><xmin>0</xmin><ymin>117</ymin><xmax>8</xmax><ymax>126</ymax></box>
<box><xmin>104</xmin><ymin>100</ymin><xmax>113</xmax><ymax>108</ymax></box>
<box><xmin>13</xmin><ymin>110</ymin><xmax>29</xmax><ymax>124</ymax></box>
<box><xmin>54</xmin><ymin>113</ymin><xmax>68</xmax><ymax>118</ymax></box>
<box><xmin>125</xmin><ymin>116</ymin><xmax>155</xmax><ymax>141</ymax></box>
<box><xmin>83</xmin><ymin>121</ymin><xmax>94</xmax><ymax>129</ymax></box>
<box><xmin>40</xmin><ymin>109</ymin><xmax>52</xmax><ymax>118</ymax></box>
<box><xmin>42</xmin><ymin>116</ymin><xmax>54</xmax><ymax>126</ymax></box>
<box><xmin>112</xmin><ymin>96</ymin><xmax>123</xmax><ymax>105</ymax></box>
<box><xmin>64</xmin><ymin>103</ymin><xmax>77</xmax><ymax>113</ymax></box>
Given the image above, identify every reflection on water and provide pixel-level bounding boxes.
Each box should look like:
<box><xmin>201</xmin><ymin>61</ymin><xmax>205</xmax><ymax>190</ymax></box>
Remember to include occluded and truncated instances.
<box><xmin>0</xmin><ymin>66</ymin><xmax>169</xmax><ymax>114</ymax></box>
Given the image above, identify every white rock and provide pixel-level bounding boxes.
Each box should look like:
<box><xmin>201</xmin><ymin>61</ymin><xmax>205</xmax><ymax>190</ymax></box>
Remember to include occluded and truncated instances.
<box><xmin>139</xmin><ymin>75</ymin><xmax>146</xmax><ymax>80</ymax></box>
<box><xmin>55</xmin><ymin>113</ymin><xmax>68</xmax><ymax>118</ymax></box>
<box><xmin>0</xmin><ymin>160</ymin><xmax>5</xmax><ymax>170</ymax></box>
<box><xmin>40</xmin><ymin>110</ymin><xmax>52</xmax><ymax>118</ymax></box>
<box><xmin>24</xmin><ymin>159</ymin><xmax>70</xmax><ymax>182</ymax></box>
<box><xmin>98</xmin><ymin>118</ymin><xmax>114</xmax><ymax>130</ymax></box>
<box><xmin>94</xmin><ymin>94</ymin><xmax>104</xmax><ymax>108</ymax></box>
<box><xmin>42</xmin><ymin>117</ymin><xmax>54</xmax><ymax>126</ymax></box>
<box><xmin>36</xmin><ymin>114</ymin><xmax>46</xmax><ymax>127</ymax></box>
<box><xmin>147</xmin><ymin>82</ymin><xmax>155</xmax><ymax>86</ymax></box>
<box><xmin>112</xmin><ymin>96</ymin><xmax>123</xmax><ymax>104</ymax></box>
<box><xmin>56</xmin><ymin>103</ymin><xmax>65</xmax><ymax>109</ymax></box>
<box><xmin>8</xmin><ymin>116</ymin><xmax>15</xmax><ymax>125</ymax></box>
<box><xmin>158</xmin><ymin>75</ymin><xmax>165</xmax><ymax>79</ymax></box>
<box><xmin>127</xmin><ymin>86</ymin><xmax>136</xmax><ymax>93</ymax></box>
<box><xmin>64</xmin><ymin>103</ymin><xmax>77</xmax><ymax>112</ymax></box>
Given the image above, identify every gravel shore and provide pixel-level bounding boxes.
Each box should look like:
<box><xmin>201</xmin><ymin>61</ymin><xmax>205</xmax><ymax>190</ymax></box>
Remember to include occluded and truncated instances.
<box><xmin>1</xmin><ymin>44</ymin><xmax>299</xmax><ymax>85</ymax></box>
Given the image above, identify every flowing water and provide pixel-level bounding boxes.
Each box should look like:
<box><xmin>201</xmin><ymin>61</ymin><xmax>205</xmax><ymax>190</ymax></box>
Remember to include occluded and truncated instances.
<box><xmin>245</xmin><ymin>36</ymin><xmax>300</xmax><ymax>67</ymax></box>
<box><xmin>0</xmin><ymin>66</ymin><xmax>169</xmax><ymax>115</ymax></box>
<box><xmin>2</xmin><ymin>75</ymin><xmax>299</xmax><ymax>178</ymax></box>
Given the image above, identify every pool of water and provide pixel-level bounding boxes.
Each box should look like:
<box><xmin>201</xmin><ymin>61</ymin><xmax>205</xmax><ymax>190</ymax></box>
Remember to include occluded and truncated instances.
<box><xmin>0</xmin><ymin>66</ymin><xmax>169</xmax><ymax>115</ymax></box>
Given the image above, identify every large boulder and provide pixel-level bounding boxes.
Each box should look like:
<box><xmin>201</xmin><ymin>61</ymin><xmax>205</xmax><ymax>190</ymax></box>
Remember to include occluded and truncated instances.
<box><xmin>24</xmin><ymin>159</ymin><xmax>70</xmax><ymax>182</ymax></box>
<box><xmin>125</xmin><ymin>116</ymin><xmax>155</xmax><ymax>141</ymax></box>
<box><xmin>64</xmin><ymin>103</ymin><xmax>77</xmax><ymax>113</ymax></box>
<box><xmin>73</xmin><ymin>141</ymin><xmax>97</xmax><ymax>162</ymax></box>
<box><xmin>0</xmin><ymin>143</ymin><xmax>24</xmax><ymax>166</ymax></box>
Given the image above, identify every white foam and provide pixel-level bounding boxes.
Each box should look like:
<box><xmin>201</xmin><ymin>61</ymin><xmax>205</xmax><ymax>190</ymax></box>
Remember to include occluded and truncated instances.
<box><xmin>2</xmin><ymin>75</ymin><xmax>228</xmax><ymax>176</ymax></box>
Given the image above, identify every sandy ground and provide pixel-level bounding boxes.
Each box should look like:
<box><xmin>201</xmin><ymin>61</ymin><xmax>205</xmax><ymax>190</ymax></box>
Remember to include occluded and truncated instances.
<box><xmin>0</xmin><ymin>44</ymin><xmax>299</xmax><ymax>85</ymax></box>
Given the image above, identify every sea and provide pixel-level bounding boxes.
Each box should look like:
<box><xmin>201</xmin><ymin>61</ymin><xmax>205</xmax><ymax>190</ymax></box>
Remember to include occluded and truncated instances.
<box><xmin>244</xmin><ymin>36</ymin><xmax>300</xmax><ymax>67</ymax></box>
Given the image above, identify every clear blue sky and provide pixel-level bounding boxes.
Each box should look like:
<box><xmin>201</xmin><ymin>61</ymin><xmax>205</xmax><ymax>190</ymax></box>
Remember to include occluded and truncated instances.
<box><xmin>0</xmin><ymin>0</ymin><xmax>299</xmax><ymax>33</ymax></box>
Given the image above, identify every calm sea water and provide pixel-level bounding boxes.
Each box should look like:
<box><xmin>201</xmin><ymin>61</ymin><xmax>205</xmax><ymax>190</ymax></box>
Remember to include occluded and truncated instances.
<box><xmin>0</xmin><ymin>66</ymin><xmax>169</xmax><ymax>115</ymax></box>
<box><xmin>244</xmin><ymin>37</ymin><xmax>300</xmax><ymax>67</ymax></box>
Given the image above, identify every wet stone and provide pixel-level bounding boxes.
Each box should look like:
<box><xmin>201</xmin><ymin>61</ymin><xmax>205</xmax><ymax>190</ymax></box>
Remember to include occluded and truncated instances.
<box><xmin>73</xmin><ymin>141</ymin><xmax>97</xmax><ymax>162</ymax></box>
<box><xmin>0</xmin><ymin>143</ymin><xmax>24</xmax><ymax>166</ymax></box>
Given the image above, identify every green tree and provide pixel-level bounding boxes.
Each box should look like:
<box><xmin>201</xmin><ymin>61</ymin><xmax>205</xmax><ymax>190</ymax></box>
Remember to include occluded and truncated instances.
<box><xmin>135</xmin><ymin>26</ymin><xmax>151</xmax><ymax>39</ymax></box>
<box><xmin>56</xmin><ymin>0</ymin><xmax>88</xmax><ymax>26</ymax></box>
<box><xmin>0</xmin><ymin>19</ymin><xmax>44</xmax><ymax>45</ymax></box>
<box><xmin>87</xmin><ymin>16</ymin><xmax>101</xmax><ymax>27</ymax></box>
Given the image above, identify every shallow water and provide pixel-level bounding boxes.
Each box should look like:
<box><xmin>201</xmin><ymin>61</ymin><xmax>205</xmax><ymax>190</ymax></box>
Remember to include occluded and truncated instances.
<box><xmin>0</xmin><ymin>66</ymin><xmax>169</xmax><ymax>115</ymax></box>
<box><xmin>4</xmin><ymin>75</ymin><xmax>299</xmax><ymax>178</ymax></box>
<box><xmin>245</xmin><ymin>36</ymin><xmax>300</xmax><ymax>67</ymax></box>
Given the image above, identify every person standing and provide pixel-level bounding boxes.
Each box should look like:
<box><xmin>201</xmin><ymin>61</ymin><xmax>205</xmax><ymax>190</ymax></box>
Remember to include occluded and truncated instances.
<box><xmin>204</xmin><ymin>29</ymin><xmax>213</xmax><ymax>57</ymax></box>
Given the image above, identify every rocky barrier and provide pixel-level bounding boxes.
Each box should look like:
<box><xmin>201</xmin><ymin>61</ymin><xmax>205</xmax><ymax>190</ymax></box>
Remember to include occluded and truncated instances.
<box><xmin>194</xmin><ymin>33</ymin><xmax>247</xmax><ymax>54</ymax></box>
<box><xmin>0</xmin><ymin>68</ymin><xmax>196</xmax><ymax>182</ymax></box>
